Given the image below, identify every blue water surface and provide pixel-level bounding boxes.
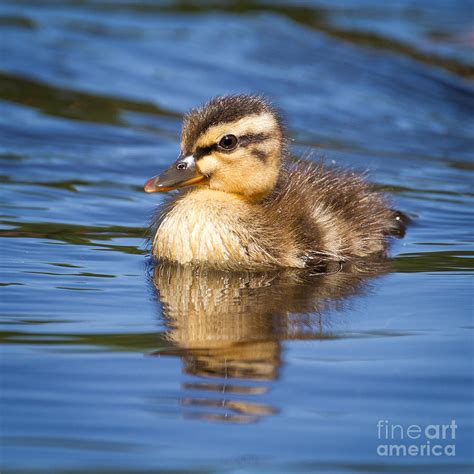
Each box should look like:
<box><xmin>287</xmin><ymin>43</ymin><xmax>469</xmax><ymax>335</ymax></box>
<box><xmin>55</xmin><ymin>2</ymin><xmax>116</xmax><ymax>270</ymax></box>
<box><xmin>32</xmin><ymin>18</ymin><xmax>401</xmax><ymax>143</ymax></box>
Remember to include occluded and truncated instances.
<box><xmin>0</xmin><ymin>1</ymin><xmax>473</xmax><ymax>473</ymax></box>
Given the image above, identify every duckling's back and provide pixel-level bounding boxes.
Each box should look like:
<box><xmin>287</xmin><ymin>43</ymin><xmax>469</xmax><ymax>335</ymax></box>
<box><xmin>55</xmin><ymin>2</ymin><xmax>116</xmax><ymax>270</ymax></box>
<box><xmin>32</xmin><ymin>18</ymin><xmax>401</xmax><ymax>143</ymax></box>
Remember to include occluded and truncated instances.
<box><xmin>259</xmin><ymin>159</ymin><xmax>404</xmax><ymax>268</ymax></box>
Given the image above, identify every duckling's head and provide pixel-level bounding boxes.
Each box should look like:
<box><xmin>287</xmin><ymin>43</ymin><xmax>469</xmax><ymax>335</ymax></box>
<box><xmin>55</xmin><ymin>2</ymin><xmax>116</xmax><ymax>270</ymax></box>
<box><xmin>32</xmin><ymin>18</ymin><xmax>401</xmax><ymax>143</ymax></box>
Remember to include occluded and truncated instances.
<box><xmin>144</xmin><ymin>95</ymin><xmax>285</xmax><ymax>200</ymax></box>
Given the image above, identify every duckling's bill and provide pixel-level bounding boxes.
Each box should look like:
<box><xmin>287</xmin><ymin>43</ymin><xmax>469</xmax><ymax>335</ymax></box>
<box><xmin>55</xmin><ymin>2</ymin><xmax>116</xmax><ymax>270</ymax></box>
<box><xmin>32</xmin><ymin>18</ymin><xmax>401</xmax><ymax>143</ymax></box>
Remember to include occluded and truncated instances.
<box><xmin>144</xmin><ymin>155</ymin><xmax>206</xmax><ymax>193</ymax></box>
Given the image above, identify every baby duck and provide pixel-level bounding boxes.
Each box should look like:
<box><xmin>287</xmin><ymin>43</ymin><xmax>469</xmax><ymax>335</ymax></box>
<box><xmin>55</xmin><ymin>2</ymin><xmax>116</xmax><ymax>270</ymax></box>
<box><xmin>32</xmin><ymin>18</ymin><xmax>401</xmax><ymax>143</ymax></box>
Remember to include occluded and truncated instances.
<box><xmin>144</xmin><ymin>95</ymin><xmax>403</xmax><ymax>270</ymax></box>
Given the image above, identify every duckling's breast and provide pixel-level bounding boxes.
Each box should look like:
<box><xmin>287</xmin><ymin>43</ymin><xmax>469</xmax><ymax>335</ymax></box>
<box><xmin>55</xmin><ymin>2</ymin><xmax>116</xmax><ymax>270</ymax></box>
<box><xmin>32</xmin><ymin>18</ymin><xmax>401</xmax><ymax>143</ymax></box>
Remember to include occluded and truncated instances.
<box><xmin>154</xmin><ymin>189</ymin><xmax>254</xmax><ymax>268</ymax></box>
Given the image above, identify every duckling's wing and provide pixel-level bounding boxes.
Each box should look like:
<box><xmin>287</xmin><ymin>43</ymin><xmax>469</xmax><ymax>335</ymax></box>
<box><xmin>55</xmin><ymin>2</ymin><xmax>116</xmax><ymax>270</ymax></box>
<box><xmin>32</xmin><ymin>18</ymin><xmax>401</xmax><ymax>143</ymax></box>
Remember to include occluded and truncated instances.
<box><xmin>265</xmin><ymin>158</ymin><xmax>405</xmax><ymax>264</ymax></box>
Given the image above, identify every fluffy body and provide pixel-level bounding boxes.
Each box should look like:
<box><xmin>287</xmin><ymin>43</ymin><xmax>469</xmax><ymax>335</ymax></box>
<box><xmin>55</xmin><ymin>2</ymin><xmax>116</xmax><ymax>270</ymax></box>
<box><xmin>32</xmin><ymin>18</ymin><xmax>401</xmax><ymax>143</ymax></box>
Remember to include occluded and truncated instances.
<box><xmin>152</xmin><ymin>159</ymin><xmax>400</xmax><ymax>270</ymax></box>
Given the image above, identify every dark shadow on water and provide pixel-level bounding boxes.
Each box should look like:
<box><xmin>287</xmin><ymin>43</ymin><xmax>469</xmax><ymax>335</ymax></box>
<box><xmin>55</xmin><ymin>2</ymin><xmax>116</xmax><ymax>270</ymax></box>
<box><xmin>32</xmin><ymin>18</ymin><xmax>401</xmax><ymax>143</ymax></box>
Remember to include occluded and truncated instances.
<box><xmin>0</xmin><ymin>220</ymin><xmax>148</xmax><ymax>254</ymax></box>
<box><xmin>38</xmin><ymin>0</ymin><xmax>472</xmax><ymax>78</ymax></box>
<box><xmin>393</xmin><ymin>250</ymin><xmax>474</xmax><ymax>272</ymax></box>
<box><xmin>0</xmin><ymin>72</ymin><xmax>180</xmax><ymax>126</ymax></box>
<box><xmin>149</xmin><ymin>260</ymin><xmax>388</xmax><ymax>423</ymax></box>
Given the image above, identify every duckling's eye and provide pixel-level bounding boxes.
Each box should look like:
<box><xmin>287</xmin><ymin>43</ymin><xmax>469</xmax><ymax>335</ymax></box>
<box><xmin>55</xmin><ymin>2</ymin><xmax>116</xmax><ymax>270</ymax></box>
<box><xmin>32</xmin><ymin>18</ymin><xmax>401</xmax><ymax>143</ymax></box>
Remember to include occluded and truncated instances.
<box><xmin>176</xmin><ymin>162</ymin><xmax>187</xmax><ymax>170</ymax></box>
<box><xmin>218</xmin><ymin>134</ymin><xmax>238</xmax><ymax>151</ymax></box>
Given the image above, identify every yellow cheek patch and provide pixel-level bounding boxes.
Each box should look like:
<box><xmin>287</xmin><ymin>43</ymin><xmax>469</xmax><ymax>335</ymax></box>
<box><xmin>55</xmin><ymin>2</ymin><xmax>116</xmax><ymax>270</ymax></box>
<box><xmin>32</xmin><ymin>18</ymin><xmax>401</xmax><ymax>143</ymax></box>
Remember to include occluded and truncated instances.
<box><xmin>196</xmin><ymin>154</ymin><xmax>220</xmax><ymax>176</ymax></box>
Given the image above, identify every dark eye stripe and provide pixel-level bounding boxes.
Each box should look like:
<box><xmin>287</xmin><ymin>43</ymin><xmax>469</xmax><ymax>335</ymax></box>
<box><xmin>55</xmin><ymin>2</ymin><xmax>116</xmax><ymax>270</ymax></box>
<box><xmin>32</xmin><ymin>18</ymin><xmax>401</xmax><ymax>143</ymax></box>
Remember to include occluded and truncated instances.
<box><xmin>193</xmin><ymin>133</ymin><xmax>271</xmax><ymax>159</ymax></box>
<box><xmin>193</xmin><ymin>144</ymin><xmax>217</xmax><ymax>159</ymax></box>
<box><xmin>239</xmin><ymin>133</ymin><xmax>270</xmax><ymax>147</ymax></box>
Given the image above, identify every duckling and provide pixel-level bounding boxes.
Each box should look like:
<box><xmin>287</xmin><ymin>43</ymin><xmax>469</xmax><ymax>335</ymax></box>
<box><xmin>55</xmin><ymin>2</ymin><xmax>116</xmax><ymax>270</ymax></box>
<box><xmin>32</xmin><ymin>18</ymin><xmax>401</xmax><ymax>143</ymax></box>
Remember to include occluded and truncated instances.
<box><xmin>144</xmin><ymin>95</ymin><xmax>403</xmax><ymax>270</ymax></box>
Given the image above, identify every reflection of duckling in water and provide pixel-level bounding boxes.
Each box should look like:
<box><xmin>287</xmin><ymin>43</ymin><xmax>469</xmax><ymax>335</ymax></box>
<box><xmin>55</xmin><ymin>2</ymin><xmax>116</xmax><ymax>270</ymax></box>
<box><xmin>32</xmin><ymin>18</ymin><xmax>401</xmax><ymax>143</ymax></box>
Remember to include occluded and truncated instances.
<box><xmin>151</xmin><ymin>262</ymin><xmax>385</xmax><ymax>422</ymax></box>
<box><xmin>153</xmin><ymin>262</ymin><xmax>384</xmax><ymax>381</ymax></box>
<box><xmin>145</xmin><ymin>95</ymin><xmax>404</xmax><ymax>270</ymax></box>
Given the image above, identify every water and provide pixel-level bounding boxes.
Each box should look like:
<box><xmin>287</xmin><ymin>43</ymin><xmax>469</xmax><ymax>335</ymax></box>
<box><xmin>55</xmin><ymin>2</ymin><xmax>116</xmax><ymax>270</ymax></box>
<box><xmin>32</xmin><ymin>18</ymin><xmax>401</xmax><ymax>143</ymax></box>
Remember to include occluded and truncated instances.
<box><xmin>1</xmin><ymin>1</ymin><xmax>473</xmax><ymax>473</ymax></box>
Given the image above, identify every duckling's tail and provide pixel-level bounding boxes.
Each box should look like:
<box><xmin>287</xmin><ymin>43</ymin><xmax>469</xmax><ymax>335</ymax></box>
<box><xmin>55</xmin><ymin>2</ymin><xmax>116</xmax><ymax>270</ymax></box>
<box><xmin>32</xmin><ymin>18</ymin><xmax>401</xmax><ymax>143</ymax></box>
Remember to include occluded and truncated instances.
<box><xmin>387</xmin><ymin>210</ymin><xmax>411</xmax><ymax>238</ymax></box>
